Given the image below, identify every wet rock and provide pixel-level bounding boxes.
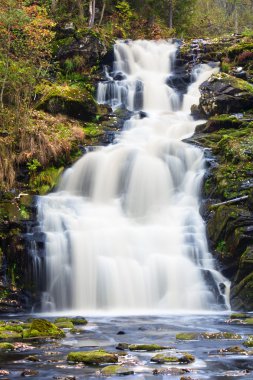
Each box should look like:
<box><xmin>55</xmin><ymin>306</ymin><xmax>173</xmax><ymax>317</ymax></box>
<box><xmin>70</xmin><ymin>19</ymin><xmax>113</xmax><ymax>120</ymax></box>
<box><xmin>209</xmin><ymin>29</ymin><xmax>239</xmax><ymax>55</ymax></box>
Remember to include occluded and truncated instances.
<box><xmin>153</xmin><ymin>368</ymin><xmax>190</xmax><ymax>375</ymax></box>
<box><xmin>201</xmin><ymin>332</ymin><xmax>242</xmax><ymax>340</ymax></box>
<box><xmin>53</xmin><ymin>377</ymin><xmax>76</xmax><ymax>380</ymax></box>
<box><xmin>217</xmin><ymin>346</ymin><xmax>249</xmax><ymax>355</ymax></box>
<box><xmin>55</xmin><ymin>321</ymin><xmax>74</xmax><ymax>329</ymax></box>
<box><xmin>23</xmin><ymin>319</ymin><xmax>65</xmax><ymax>339</ymax></box>
<box><xmin>21</xmin><ymin>369</ymin><xmax>39</xmax><ymax>377</ymax></box>
<box><xmin>117</xmin><ymin>331</ymin><xmax>125</xmax><ymax>335</ymax></box>
<box><xmin>26</xmin><ymin>355</ymin><xmax>40</xmax><ymax>362</ymax></box>
<box><xmin>0</xmin><ymin>342</ymin><xmax>14</xmax><ymax>350</ymax></box>
<box><xmin>195</xmin><ymin>114</ymin><xmax>242</xmax><ymax>133</ymax></box>
<box><xmin>70</xmin><ymin>317</ymin><xmax>88</xmax><ymax>325</ymax></box>
<box><xmin>243</xmin><ymin>336</ymin><xmax>253</xmax><ymax>347</ymax></box>
<box><xmin>176</xmin><ymin>333</ymin><xmax>199</xmax><ymax>340</ymax></box>
<box><xmin>116</xmin><ymin>343</ymin><xmax>129</xmax><ymax>350</ymax></box>
<box><xmin>151</xmin><ymin>353</ymin><xmax>195</xmax><ymax>364</ymax></box>
<box><xmin>67</xmin><ymin>350</ymin><xmax>118</xmax><ymax>365</ymax></box>
<box><xmin>128</xmin><ymin>344</ymin><xmax>167</xmax><ymax>351</ymax></box>
<box><xmin>101</xmin><ymin>365</ymin><xmax>134</xmax><ymax>376</ymax></box>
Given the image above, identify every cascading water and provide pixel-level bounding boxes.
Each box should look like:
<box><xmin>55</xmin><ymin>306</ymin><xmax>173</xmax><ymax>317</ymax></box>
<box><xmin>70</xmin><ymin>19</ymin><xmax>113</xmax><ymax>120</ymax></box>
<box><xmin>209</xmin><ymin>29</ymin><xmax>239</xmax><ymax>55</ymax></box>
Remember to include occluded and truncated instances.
<box><xmin>35</xmin><ymin>40</ymin><xmax>230</xmax><ymax>313</ymax></box>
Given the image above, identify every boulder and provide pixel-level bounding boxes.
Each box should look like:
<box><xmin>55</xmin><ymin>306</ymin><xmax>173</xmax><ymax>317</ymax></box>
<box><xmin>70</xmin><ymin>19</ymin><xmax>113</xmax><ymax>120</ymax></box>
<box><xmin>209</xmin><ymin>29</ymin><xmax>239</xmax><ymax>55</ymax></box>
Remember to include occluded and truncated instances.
<box><xmin>198</xmin><ymin>73</ymin><xmax>253</xmax><ymax>117</ymax></box>
<box><xmin>22</xmin><ymin>319</ymin><xmax>65</xmax><ymax>339</ymax></box>
<box><xmin>36</xmin><ymin>83</ymin><xmax>97</xmax><ymax>120</ymax></box>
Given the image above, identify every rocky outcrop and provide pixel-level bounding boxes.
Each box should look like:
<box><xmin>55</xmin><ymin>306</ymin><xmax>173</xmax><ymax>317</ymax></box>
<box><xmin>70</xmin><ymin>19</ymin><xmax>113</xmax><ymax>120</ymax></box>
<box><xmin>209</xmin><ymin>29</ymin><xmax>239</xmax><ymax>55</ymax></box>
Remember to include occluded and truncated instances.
<box><xmin>56</xmin><ymin>32</ymin><xmax>108</xmax><ymax>68</ymax></box>
<box><xmin>192</xmin><ymin>68</ymin><xmax>253</xmax><ymax>311</ymax></box>
<box><xmin>197</xmin><ymin>73</ymin><xmax>253</xmax><ymax>117</ymax></box>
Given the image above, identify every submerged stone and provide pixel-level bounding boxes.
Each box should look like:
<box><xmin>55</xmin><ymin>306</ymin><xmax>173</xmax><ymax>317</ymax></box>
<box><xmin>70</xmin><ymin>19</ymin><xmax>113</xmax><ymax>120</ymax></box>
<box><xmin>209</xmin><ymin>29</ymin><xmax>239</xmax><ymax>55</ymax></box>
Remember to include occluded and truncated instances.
<box><xmin>67</xmin><ymin>350</ymin><xmax>118</xmax><ymax>365</ymax></box>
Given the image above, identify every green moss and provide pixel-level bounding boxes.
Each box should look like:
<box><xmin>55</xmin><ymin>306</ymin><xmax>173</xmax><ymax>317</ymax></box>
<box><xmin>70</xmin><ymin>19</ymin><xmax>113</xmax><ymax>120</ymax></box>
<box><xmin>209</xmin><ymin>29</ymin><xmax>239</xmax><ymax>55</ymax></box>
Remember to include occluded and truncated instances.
<box><xmin>23</xmin><ymin>319</ymin><xmax>65</xmax><ymax>339</ymax></box>
<box><xmin>244</xmin><ymin>318</ymin><xmax>253</xmax><ymax>324</ymax></box>
<box><xmin>151</xmin><ymin>354</ymin><xmax>179</xmax><ymax>363</ymax></box>
<box><xmin>0</xmin><ymin>330</ymin><xmax>22</xmax><ymax>340</ymax></box>
<box><xmin>36</xmin><ymin>82</ymin><xmax>97</xmax><ymax>120</ymax></box>
<box><xmin>214</xmin><ymin>72</ymin><xmax>253</xmax><ymax>94</ymax></box>
<box><xmin>55</xmin><ymin>321</ymin><xmax>74</xmax><ymax>329</ymax></box>
<box><xmin>201</xmin><ymin>332</ymin><xmax>242</xmax><ymax>340</ymax></box>
<box><xmin>71</xmin><ymin>317</ymin><xmax>88</xmax><ymax>325</ymax></box>
<box><xmin>230</xmin><ymin>313</ymin><xmax>250</xmax><ymax>319</ymax></box>
<box><xmin>128</xmin><ymin>344</ymin><xmax>167</xmax><ymax>351</ymax></box>
<box><xmin>30</xmin><ymin>166</ymin><xmax>64</xmax><ymax>195</ymax></box>
<box><xmin>176</xmin><ymin>333</ymin><xmax>199</xmax><ymax>340</ymax></box>
<box><xmin>101</xmin><ymin>365</ymin><xmax>134</xmax><ymax>376</ymax></box>
<box><xmin>151</xmin><ymin>353</ymin><xmax>195</xmax><ymax>364</ymax></box>
<box><xmin>84</xmin><ymin>123</ymin><xmax>104</xmax><ymax>138</ymax></box>
<box><xmin>0</xmin><ymin>342</ymin><xmax>15</xmax><ymax>350</ymax></box>
<box><xmin>244</xmin><ymin>336</ymin><xmax>253</xmax><ymax>347</ymax></box>
<box><xmin>67</xmin><ymin>350</ymin><xmax>118</xmax><ymax>365</ymax></box>
<box><xmin>227</xmin><ymin>43</ymin><xmax>253</xmax><ymax>59</ymax></box>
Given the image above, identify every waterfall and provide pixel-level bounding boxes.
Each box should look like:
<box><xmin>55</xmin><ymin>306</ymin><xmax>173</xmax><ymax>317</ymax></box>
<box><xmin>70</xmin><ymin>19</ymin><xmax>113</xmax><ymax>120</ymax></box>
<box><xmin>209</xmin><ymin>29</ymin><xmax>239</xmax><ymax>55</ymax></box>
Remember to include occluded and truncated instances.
<box><xmin>35</xmin><ymin>40</ymin><xmax>230</xmax><ymax>313</ymax></box>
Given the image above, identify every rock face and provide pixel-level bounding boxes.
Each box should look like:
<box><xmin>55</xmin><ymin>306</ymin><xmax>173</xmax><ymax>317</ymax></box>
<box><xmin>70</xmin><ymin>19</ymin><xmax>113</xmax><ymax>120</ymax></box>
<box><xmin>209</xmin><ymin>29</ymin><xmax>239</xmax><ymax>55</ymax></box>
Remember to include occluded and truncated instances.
<box><xmin>192</xmin><ymin>68</ymin><xmax>253</xmax><ymax>311</ymax></box>
<box><xmin>198</xmin><ymin>73</ymin><xmax>253</xmax><ymax>117</ymax></box>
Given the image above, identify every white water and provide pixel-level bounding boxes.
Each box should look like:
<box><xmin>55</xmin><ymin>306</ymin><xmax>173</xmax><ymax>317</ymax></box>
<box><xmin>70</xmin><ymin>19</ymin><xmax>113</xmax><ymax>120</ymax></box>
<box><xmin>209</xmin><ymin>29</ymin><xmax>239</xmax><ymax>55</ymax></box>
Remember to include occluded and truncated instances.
<box><xmin>36</xmin><ymin>40</ymin><xmax>230</xmax><ymax>313</ymax></box>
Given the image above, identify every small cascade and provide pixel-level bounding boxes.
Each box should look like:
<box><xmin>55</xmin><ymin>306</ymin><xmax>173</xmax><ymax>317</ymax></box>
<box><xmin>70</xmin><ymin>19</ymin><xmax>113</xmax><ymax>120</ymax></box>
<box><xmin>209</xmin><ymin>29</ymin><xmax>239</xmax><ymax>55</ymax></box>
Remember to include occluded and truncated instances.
<box><xmin>34</xmin><ymin>40</ymin><xmax>230</xmax><ymax>313</ymax></box>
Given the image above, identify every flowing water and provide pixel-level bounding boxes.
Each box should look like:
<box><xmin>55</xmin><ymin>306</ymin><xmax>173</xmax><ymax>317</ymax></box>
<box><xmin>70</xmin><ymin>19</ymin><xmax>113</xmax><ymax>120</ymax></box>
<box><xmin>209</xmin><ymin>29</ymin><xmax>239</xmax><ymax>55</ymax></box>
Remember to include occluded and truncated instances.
<box><xmin>35</xmin><ymin>40</ymin><xmax>230</xmax><ymax>313</ymax></box>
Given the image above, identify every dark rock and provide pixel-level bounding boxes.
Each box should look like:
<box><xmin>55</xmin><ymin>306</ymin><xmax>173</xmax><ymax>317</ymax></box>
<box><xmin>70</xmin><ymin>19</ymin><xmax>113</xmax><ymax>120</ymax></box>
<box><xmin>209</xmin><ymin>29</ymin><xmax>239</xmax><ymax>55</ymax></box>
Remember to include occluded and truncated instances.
<box><xmin>198</xmin><ymin>73</ymin><xmax>253</xmax><ymax>117</ymax></box>
<box><xmin>21</xmin><ymin>369</ymin><xmax>39</xmax><ymax>377</ymax></box>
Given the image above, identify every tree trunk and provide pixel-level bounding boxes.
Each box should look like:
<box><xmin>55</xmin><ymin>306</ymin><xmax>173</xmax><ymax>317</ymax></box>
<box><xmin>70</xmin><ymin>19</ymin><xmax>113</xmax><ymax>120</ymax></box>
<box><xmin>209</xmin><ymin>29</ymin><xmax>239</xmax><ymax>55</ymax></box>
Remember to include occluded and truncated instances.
<box><xmin>168</xmin><ymin>0</ymin><xmax>173</xmax><ymax>28</ymax></box>
<box><xmin>99</xmin><ymin>0</ymin><xmax>106</xmax><ymax>26</ymax></box>
<box><xmin>76</xmin><ymin>0</ymin><xmax>84</xmax><ymax>19</ymax></box>
<box><xmin>234</xmin><ymin>5</ymin><xmax>238</xmax><ymax>34</ymax></box>
<box><xmin>89</xmin><ymin>0</ymin><xmax>96</xmax><ymax>27</ymax></box>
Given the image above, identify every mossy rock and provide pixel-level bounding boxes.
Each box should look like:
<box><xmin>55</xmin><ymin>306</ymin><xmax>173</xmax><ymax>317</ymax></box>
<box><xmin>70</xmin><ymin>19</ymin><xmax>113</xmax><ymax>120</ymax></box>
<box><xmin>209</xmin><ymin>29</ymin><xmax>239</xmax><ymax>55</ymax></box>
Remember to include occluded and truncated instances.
<box><xmin>230</xmin><ymin>313</ymin><xmax>250</xmax><ymax>319</ymax></box>
<box><xmin>231</xmin><ymin>272</ymin><xmax>253</xmax><ymax>311</ymax></box>
<box><xmin>71</xmin><ymin>317</ymin><xmax>88</xmax><ymax>325</ymax></box>
<box><xmin>151</xmin><ymin>353</ymin><xmax>195</xmax><ymax>364</ymax></box>
<box><xmin>128</xmin><ymin>344</ymin><xmax>167</xmax><ymax>351</ymax></box>
<box><xmin>227</xmin><ymin>42</ymin><xmax>253</xmax><ymax>59</ymax></box>
<box><xmin>67</xmin><ymin>350</ymin><xmax>118</xmax><ymax>365</ymax></box>
<box><xmin>101</xmin><ymin>365</ymin><xmax>134</xmax><ymax>376</ymax></box>
<box><xmin>176</xmin><ymin>333</ymin><xmax>199</xmax><ymax>340</ymax></box>
<box><xmin>201</xmin><ymin>332</ymin><xmax>242</xmax><ymax>340</ymax></box>
<box><xmin>218</xmin><ymin>346</ymin><xmax>248</xmax><ymax>354</ymax></box>
<box><xmin>196</xmin><ymin>114</ymin><xmax>242</xmax><ymax>133</ymax></box>
<box><xmin>55</xmin><ymin>321</ymin><xmax>74</xmax><ymax>329</ymax></box>
<box><xmin>243</xmin><ymin>336</ymin><xmax>253</xmax><ymax>347</ymax></box>
<box><xmin>0</xmin><ymin>330</ymin><xmax>22</xmax><ymax>340</ymax></box>
<box><xmin>0</xmin><ymin>342</ymin><xmax>15</xmax><ymax>350</ymax></box>
<box><xmin>36</xmin><ymin>83</ymin><xmax>97</xmax><ymax>121</ymax></box>
<box><xmin>245</xmin><ymin>318</ymin><xmax>253</xmax><ymax>325</ymax></box>
<box><xmin>23</xmin><ymin>319</ymin><xmax>65</xmax><ymax>339</ymax></box>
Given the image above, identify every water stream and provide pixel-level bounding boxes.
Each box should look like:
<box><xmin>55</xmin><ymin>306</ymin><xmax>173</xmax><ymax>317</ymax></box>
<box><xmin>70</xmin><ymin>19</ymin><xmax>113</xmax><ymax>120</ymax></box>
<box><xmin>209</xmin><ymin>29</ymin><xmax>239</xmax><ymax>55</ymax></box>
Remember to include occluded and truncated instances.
<box><xmin>35</xmin><ymin>40</ymin><xmax>229</xmax><ymax>313</ymax></box>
